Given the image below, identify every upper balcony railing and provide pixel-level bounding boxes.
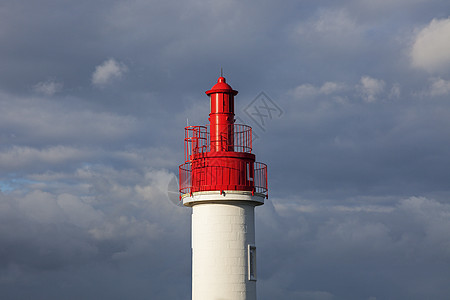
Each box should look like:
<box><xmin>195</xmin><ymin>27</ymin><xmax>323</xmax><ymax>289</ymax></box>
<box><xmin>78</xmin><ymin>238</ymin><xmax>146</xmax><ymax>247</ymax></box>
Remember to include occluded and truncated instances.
<box><xmin>184</xmin><ymin>124</ymin><xmax>252</xmax><ymax>163</ymax></box>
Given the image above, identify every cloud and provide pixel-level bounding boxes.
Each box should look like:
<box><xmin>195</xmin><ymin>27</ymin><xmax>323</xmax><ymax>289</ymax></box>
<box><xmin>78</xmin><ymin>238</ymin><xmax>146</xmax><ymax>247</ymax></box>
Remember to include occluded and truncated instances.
<box><xmin>411</xmin><ymin>17</ymin><xmax>450</xmax><ymax>72</ymax></box>
<box><xmin>91</xmin><ymin>59</ymin><xmax>128</xmax><ymax>87</ymax></box>
<box><xmin>0</xmin><ymin>91</ymin><xmax>138</xmax><ymax>147</ymax></box>
<box><xmin>257</xmin><ymin>196</ymin><xmax>450</xmax><ymax>299</ymax></box>
<box><xmin>429</xmin><ymin>77</ymin><xmax>450</xmax><ymax>97</ymax></box>
<box><xmin>295</xmin><ymin>9</ymin><xmax>364</xmax><ymax>49</ymax></box>
<box><xmin>292</xmin><ymin>77</ymin><xmax>391</xmax><ymax>104</ymax></box>
<box><xmin>0</xmin><ymin>166</ymin><xmax>188</xmax><ymax>272</ymax></box>
<box><xmin>0</xmin><ymin>146</ymin><xmax>91</xmax><ymax>172</ymax></box>
<box><xmin>357</xmin><ymin>76</ymin><xmax>385</xmax><ymax>102</ymax></box>
<box><xmin>1</xmin><ymin>0</ymin><xmax>450</xmax><ymax>299</ymax></box>
<box><xmin>389</xmin><ymin>83</ymin><xmax>401</xmax><ymax>99</ymax></box>
<box><xmin>297</xmin><ymin>9</ymin><xmax>359</xmax><ymax>38</ymax></box>
<box><xmin>291</xmin><ymin>82</ymin><xmax>347</xmax><ymax>99</ymax></box>
<box><xmin>32</xmin><ymin>80</ymin><xmax>63</xmax><ymax>96</ymax></box>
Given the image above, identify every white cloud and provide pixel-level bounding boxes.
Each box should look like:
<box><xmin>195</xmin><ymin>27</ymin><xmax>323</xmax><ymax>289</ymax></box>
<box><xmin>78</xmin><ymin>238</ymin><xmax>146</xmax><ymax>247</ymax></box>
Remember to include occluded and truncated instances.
<box><xmin>389</xmin><ymin>83</ymin><xmax>401</xmax><ymax>99</ymax></box>
<box><xmin>292</xmin><ymin>83</ymin><xmax>319</xmax><ymax>99</ymax></box>
<box><xmin>292</xmin><ymin>79</ymin><xmax>400</xmax><ymax>103</ymax></box>
<box><xmin>320</xmin><ymin>81</ymin><xmax>347</xmax><ymax>95</ymax></box>
<box><xmin>92</xmin><ymin>58</ymin><xmax>128</xmax><ymax>87</ymax></box>
<box><xmin>429</xmin><ymin>77</ymin><xmax>450</xmax><ymax>97</ymax></box>
<box><xmin>292</xmin><ymin>78</ymin><xmax>398</xmax><ymax>104</ymax></box>
<box><xmin>292</xmin><ymin>81</ymin><xmax>347</xmax><ymax>99</ymax></box>
<box><xmin>411</xmin><ymin>17</ymin><xmax>450</xmax><ymax>72</ymax></box>
<box><xmin>358</xmin><ymin>76</ymin><xmax>385</xmax><ymax>102</ymax></box>
<box><xmin>33</xmin><ymin>80</ymin><xmax>63</xmax><ymax>96</ymax></box>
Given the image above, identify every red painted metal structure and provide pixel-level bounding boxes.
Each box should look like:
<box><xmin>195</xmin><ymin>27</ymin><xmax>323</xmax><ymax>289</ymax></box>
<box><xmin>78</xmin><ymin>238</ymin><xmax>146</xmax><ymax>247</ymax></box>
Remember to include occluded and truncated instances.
<box><xmin>179</xmin><ymin>76</ymin><xmax>268</xmax><ymax>199</ymax></box>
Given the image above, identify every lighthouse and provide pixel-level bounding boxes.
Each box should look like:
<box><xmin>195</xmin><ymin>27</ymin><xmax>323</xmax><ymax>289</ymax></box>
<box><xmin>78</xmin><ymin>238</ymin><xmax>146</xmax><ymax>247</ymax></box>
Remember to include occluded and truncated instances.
<box><xmin>179</xmin><ymin>76</ymin><xmax>268</xmax><ymax>300</ymax></box>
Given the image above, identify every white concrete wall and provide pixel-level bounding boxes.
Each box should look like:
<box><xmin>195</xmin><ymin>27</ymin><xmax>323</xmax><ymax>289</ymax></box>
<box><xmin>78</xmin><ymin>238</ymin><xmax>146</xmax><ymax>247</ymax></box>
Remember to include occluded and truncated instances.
<box><xmin>191</xmin><ymin>200</ymin><xmax>257</xmax><ymax>300</ymax></box>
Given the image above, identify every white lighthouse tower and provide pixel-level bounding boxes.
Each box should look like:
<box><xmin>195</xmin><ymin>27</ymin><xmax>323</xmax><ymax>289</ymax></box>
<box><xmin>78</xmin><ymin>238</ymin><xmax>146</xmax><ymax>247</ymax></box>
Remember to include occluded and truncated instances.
<box><xmin>179</xmin><ymin>76</ymin><xmax>268</xmax><ymax>300</ymax></box>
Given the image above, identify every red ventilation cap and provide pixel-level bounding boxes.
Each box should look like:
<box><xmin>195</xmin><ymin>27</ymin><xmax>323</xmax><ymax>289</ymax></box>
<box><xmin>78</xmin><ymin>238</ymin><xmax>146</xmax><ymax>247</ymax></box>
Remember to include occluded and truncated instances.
<box><xmin>206</xmin><ymin>76</ymin><xmax>238</xmax><ymax>96</ymax></box>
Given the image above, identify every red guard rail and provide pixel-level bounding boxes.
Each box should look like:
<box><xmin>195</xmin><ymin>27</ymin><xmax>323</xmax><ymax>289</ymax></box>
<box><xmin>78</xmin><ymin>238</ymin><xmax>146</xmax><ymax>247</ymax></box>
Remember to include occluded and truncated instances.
<box><xmin>184</xmin><ymin>124</ymin><xmax>252</xmax><ymax>163</ymax></box>
<box><xmin>254</xmin><ymin>162</ymin><xmax>268</xmax><ymax>195</ymax></box>
<box><xmin>179</xmin><ymin>161</ymin><xmax>268</xmax><ymax>198</ymax></box>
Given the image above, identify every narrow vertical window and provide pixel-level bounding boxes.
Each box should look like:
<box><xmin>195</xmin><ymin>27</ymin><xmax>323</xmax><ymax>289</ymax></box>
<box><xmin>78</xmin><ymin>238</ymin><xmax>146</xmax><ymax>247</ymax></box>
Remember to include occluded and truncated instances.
<box><xmin>247</xmin><ymin>162</ymin><xmax>254</xmax><ymax>182</ymax></box>
<box><xmin>248</xmin><ymin>244</ymin><xmax>257</xmax><ymax>281</ymax></box>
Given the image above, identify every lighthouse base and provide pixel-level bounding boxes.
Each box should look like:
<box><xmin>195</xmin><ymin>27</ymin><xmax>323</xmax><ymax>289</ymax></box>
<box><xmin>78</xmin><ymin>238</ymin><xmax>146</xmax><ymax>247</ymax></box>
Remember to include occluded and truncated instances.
<box><xmin>184</xmin><ymin>191</ymin><xmax>263</xmax><ymax>300</ymax></box>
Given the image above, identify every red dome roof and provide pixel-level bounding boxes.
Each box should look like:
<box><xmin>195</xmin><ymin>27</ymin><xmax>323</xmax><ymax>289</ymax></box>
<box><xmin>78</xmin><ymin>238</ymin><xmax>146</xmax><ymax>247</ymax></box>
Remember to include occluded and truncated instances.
<box><xmin>206</xmin><ymin>77</ymin><xmax>238</xmax><ymax>95</ymax></box>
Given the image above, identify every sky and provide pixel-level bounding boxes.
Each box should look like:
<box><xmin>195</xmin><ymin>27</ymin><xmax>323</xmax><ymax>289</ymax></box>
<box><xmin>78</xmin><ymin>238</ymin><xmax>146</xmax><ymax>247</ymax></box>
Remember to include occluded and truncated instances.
<box><xmin>1</xmin><ymin>0</ymin><xmax>450</xmax><ymax>299</ymax></box>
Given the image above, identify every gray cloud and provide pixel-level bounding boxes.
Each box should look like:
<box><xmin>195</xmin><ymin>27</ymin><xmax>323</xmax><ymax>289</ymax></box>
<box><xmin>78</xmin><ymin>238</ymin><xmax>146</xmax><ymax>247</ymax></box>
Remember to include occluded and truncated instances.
<box><xmin>357</xmin><ymin>76</ymin><xmax>386</xmax><ymax>102</ymax></box>
<box><xmin>428</xmin><ymin>77</ymin><xmax>450</xmax><ymax>96</ymax></box>
<box><xmin>257</xmin><ymin>196</ymin><xmax>450</xmax><ymax>299</ymax></box>
<box><xmin>411</xmin><ymin>17</ymin><xmax>450</xmax><ymax>73</ymax></box>
<box><xmin>1</xmin><ymin>0</ymin><xmax>450</xmax><ymax>299</ymax></box>
<box><xmin>0</xmin><ymin>165</ymin><xmax>191</xmax><ymax>299</ymax></box>
<box><xmin>92</xmin><ymin>59</ymin><xmax>128</xmax><ymax>87</ymax></box>
<box><xmin>33</xmin><ymin>80</ymin><xmax>63</xmax><ymax>96</ymax></box>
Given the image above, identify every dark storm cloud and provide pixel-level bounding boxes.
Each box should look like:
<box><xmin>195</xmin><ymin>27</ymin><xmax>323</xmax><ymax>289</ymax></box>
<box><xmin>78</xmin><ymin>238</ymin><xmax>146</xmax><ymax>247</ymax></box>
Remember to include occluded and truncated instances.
<box><xmin>262</xmin><ymin>80</ymin><xmax>450</xmax><ymax>200</ymax></box>
<box><xmin>256</xmin><ymin>196</ymin><xmax>450</xmax><ymax>299</ymax></box>
<box><xmin>1</xmin><ymin>0</ymin><xmax>450</xmax><ymax>299</ymax></box>
<box><xmin>0</xmin><ymin>167</ymin><xmax>191</xmax><ymax>299</ymax></box>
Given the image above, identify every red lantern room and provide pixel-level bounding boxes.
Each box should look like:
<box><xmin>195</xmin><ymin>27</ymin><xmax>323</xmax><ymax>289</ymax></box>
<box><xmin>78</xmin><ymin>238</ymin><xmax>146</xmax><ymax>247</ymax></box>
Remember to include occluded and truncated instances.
<box><xmin>179</xmin><ymin>76</ymin><xmax>268</xmax><ymax>199</ymax></box>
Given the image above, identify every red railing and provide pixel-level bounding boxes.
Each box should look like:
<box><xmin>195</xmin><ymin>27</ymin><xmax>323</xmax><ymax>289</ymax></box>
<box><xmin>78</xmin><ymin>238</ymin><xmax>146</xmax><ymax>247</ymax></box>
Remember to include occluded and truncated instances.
<box><xmin>254</xmin><ymin>162</ymin><xmax>268</xmax><ymax>195</ymax></box>
<box><xmin>179</xmin><ymin>162</ymin><xmax>192</xmax><ymax>196</ymax></box>
<box><xmin>184</xmin><ymin>126</ymin><xmax>208</xmax><ymax>163</ymax></box>
<box><xmin>232</xmin><ymin>124</ymin><xmax>252</xmax><ymax>153</ymax></box>
<box><xmin>178</xmin><ymin>161</ymin><xmax>268</xmax><ymax>198</ymax></box>
<box><xmin>184</xmin><ymin>124</ymin><xmax>252</xmax><ymax>163</ymax></box>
